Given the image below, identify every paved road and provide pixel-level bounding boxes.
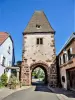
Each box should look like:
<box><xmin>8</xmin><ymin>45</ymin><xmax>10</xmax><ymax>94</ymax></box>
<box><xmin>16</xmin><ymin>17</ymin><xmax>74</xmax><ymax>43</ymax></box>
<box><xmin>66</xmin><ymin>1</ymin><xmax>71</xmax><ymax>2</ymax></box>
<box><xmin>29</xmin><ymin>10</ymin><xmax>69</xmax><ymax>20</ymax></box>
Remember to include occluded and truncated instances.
<box><xmin>3</xmin><ymin>85</ymin><xmax>59</xmax><ymax>100</ymax></box>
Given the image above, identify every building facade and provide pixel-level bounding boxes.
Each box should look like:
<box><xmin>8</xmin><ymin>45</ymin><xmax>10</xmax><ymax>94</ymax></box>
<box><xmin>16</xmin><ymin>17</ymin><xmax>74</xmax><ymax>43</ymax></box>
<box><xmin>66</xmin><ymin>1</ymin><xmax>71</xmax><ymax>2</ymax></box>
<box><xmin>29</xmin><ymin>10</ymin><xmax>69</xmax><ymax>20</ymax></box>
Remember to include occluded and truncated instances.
<box><xmin>0</xmin><ymin>32</ymin><xmax>15</xmax><ymax>79</ymax></box>
<box><xmin>21</xmin><ymin>11</ymin><xmax>57</xmax><ymax>86</ymax></box>
<box><xmin>58</xmin><ymin>33</ymin><xmax>75</xmax><ymax>90</ymax></box>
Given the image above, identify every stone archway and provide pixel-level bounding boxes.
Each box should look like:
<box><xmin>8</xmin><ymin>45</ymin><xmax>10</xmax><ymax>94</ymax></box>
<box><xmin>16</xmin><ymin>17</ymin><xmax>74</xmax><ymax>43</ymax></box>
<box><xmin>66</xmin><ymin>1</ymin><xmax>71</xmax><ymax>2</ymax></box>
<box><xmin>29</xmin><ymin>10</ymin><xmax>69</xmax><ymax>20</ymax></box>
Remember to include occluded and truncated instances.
<box><xmin>21</xmin><ymin>61</ymin><xmax>57</xmax><ymax>87</ymax></box>
<box><xmin>30</xmin><ymin>62</ymin><xmax>49</xmax><ymax>85</ymax></box>
<box><xmin>21</xmin><ymin>61</ymin><xmax>50</xmax><ymax>86</ymax></box>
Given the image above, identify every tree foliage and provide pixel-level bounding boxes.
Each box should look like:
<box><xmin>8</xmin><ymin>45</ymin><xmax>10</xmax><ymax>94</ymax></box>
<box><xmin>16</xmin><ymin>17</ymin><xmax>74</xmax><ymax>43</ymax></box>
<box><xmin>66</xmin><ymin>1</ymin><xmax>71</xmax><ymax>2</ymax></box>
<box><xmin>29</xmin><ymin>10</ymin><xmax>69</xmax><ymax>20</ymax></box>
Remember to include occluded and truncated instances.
<box><xmin>32</xmin><ymin>68</ymin><xmax>45</xmax><ymax>79</ymax></box>
<box><xmin>1</xmin><ymin>73</ymin><xmax>8</xmax><ymax>86</ymax></box>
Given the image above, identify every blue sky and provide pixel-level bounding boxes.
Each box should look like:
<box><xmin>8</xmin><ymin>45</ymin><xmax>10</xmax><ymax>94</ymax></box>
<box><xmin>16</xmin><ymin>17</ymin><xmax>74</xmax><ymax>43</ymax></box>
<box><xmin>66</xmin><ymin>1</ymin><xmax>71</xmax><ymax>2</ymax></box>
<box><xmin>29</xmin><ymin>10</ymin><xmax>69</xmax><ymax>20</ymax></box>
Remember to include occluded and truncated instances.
<box><xmin>0</xmin><ymin>0</ymin><xmax>74</xmax><ymax>62</ymax></box>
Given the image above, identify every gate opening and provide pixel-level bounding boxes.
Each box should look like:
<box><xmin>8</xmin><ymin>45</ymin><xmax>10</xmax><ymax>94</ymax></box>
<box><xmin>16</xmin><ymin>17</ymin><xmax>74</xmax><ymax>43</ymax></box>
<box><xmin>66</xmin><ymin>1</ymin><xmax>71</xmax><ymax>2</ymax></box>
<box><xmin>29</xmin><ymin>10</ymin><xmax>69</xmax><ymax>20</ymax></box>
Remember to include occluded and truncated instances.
<box><xmin>31</xmin><ymin>65</ymin><xmax>48</xmax><ymax>85</ymax></box>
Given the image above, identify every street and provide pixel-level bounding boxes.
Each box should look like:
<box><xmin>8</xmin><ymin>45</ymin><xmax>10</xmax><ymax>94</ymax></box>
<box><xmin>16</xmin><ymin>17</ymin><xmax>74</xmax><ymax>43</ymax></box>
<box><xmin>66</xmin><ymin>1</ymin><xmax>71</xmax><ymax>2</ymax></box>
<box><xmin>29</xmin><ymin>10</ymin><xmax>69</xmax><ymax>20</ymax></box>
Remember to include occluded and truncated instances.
<box><xmin>3</xmin><ymin>85</ymin><xmax>59</xmax><ymax>100</ymax></box>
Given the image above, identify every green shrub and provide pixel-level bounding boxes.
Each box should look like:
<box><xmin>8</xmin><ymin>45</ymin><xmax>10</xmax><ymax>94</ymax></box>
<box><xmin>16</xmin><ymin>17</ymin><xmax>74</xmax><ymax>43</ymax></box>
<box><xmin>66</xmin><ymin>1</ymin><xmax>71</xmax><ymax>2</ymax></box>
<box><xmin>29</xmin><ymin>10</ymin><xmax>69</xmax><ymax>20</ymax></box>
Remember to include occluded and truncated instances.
<box><xmin>9</xmin><ymin>74</ymin><xmax>20</xmax><ymax>89</ymax></box>
<box><xmin>0</xmin><ymin>81</ymin><xmax>3</xmax><ymax>88</ymax></box>
<box><xmin>1</xmin><ymin>74</ymin><xmax>8</xmax><ymax>86</ymax></box>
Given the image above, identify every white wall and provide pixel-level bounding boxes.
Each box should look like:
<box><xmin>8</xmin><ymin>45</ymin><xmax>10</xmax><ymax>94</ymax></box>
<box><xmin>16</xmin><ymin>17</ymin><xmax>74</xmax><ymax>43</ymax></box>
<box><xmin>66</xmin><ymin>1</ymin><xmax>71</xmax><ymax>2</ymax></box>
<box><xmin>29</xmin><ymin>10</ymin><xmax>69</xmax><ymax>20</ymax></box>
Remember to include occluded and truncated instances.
<box><xmin>24</xmin><ymin>34</ymin><xmax>55</xmax><ymax>67</ymax></box>
<box><xmin>0</xmin><ymin>37</ymin><xmax>14</xmax><ymax>79</ymax></box>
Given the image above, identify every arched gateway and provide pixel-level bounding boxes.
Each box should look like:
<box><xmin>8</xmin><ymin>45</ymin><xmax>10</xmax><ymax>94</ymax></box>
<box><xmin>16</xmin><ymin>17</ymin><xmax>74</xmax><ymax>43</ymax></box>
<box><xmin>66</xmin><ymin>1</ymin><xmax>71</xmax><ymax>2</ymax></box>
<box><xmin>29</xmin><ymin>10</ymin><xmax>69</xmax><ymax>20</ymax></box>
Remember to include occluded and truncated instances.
<box><xmin>21</xmin><ymin>11</ymin><xmax>57</xmax><ymax>87</ymax></box>
<box><xmin>30</xmin><ymin>62</ymin><xmax>48</xmax><ymax>84</ymax></box>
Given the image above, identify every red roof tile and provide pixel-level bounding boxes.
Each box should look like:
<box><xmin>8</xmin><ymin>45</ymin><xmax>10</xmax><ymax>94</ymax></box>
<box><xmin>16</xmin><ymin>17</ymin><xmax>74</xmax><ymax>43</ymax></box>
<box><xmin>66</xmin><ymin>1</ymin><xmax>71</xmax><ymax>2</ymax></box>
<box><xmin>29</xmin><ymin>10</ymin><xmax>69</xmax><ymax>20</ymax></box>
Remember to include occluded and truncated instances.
<box><xmin>0</xmin><ymin>32</ymin><xmax>9</xmax><ymax>45</ymax></box>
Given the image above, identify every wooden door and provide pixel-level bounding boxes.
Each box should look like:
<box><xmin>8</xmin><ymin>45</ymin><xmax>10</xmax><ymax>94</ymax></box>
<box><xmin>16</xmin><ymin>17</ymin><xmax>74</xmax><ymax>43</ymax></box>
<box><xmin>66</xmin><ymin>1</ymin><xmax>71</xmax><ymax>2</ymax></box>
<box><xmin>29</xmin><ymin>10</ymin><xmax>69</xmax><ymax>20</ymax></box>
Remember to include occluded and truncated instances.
<box><xmin>69</xmin><ymin>68</ymin><xmax>75</xmax><ymax>90</ymax></box>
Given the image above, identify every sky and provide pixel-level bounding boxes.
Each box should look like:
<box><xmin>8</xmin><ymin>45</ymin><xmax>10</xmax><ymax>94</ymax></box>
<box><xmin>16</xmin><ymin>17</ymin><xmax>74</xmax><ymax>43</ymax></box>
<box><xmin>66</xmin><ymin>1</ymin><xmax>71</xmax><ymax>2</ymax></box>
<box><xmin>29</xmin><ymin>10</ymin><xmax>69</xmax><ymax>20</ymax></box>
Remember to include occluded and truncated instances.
<box><xmin>0</xmin><ymin>0</ymin><xmax>74</xmax><ymax>63</ymax></box>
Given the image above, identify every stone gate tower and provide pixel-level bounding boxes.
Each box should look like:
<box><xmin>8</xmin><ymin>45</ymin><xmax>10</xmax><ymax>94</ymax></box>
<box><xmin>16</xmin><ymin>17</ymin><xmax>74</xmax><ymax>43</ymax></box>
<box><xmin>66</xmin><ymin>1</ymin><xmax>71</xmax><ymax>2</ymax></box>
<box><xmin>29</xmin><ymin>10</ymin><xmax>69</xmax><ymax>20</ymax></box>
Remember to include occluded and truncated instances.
<box><xmin>21</xmin><ymin>11</ymin><xmax>57</xmax><ymax>86</ymax></box>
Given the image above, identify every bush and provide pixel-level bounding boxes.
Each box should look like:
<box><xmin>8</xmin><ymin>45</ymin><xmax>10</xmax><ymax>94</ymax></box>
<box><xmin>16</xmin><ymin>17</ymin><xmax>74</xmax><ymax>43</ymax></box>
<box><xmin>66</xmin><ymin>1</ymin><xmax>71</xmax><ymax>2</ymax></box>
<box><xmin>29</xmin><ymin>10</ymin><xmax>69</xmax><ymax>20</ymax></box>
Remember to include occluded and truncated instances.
<box><xmin>0</xmin><ymin>81</ymin><xmax>3</xmax><ymax>88</ymax></box>
<box><xmin>9</xmin><ymin>74</ymin><xmax>20</xmax><ymax>89</ymax></box>
<box><xmin>1</xmin><ymin>74</ymin><xmax>8</xmax><ymax>86</ymax></box>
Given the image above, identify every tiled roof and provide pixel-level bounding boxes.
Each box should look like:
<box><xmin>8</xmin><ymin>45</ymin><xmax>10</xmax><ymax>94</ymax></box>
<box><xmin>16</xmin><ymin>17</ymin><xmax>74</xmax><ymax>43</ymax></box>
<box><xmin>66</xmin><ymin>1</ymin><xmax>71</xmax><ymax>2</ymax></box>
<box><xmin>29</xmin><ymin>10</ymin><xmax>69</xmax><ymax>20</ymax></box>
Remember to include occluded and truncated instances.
<box><xmin>0</xmin><ymin>32</ymin><xmax>9</xmax><ymax>45</ymax></box>
<box><xmin>24</xmin><ymin>11</ymin><xmax>55</xmax><ymax>33</ymax></box>
<box><xmin>64</xmin><ymin>32</ymin><xmax>75</xmax><ymax>47</ymax></box>
<box><xmin>58</xmin><ymin>32</ymin><xmax>75</xmax><ymax>55</ymax></box>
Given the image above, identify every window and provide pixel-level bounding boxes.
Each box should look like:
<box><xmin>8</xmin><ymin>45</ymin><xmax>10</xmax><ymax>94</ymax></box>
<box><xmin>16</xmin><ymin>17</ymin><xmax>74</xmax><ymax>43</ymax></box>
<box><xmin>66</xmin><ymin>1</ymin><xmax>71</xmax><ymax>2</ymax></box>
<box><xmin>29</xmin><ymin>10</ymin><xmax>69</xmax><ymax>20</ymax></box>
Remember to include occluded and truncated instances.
<box><xmin>24</xmin><ymin>59</ymin><xmax>27</xmax><ymax>63</ymax></box>
<box><xmin>8</xmin><ymin>46</ymin><xmax>10</xmax><ymax>54</ymax></box>
<box><xmin>37</xmin><ymin>38</ymin><xmax>39</xmax><ymax>44</ymax></box>
<box><xmin>40</xmin><ymin>38</ymin><xmax>43</xmax><ymax>44</ymax></box>
<box><xmin>2</xmin><ymin>57</ymin><xmax>5</xmax><ymax>66</ymax></box>
<box><xmin>62</xmin><ymin>76</ymin><xmax>65</xmax><ymax>82</ymax></box>
<box><xmin>67</xmin><ymin>48</ymin><xmax>72</xmax><ymax>60</ymax></box>
<box><xmin>63</xmin><ymin>54</ymin><xmax>66</xmax><ymax>63</ymax></box>
<box><xmin>36</xmin><ymin>38</ymin><xmax>43</xmax><ymax>45</ymax></box>
<box><xmin>59</xmin><ymin>56</ymin><xmax>61</xmax><ymax>65</ymax></box>
<box><xmin>36</xmin><ymin>24</ymin><xmax>41</xmax><ymax>29</ymax></box>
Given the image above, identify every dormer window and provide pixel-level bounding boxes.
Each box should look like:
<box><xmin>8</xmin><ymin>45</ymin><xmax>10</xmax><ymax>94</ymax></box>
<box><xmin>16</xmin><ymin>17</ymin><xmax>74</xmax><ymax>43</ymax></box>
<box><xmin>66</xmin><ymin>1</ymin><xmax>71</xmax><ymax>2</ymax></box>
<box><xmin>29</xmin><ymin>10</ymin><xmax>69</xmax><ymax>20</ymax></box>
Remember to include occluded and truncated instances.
<box><xmin>36</xmin><ymin>24</ymin><xmax>41</xmax><ymax>29</ymax></box>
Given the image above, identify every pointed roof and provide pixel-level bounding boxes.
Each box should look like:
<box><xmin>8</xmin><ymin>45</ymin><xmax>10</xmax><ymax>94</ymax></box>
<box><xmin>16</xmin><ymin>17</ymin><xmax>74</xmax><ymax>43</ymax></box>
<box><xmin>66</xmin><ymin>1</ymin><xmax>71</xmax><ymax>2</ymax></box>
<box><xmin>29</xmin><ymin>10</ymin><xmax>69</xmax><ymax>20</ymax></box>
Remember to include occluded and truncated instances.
<box><xmin>0</xmin><ymin>32</ymin><xmax>9</xmax><ymax>45</ymax></box>
<box><xmin>24</xmin><ymin>11</ymin><xmax>55</xmax><ymax>33</ymax></box>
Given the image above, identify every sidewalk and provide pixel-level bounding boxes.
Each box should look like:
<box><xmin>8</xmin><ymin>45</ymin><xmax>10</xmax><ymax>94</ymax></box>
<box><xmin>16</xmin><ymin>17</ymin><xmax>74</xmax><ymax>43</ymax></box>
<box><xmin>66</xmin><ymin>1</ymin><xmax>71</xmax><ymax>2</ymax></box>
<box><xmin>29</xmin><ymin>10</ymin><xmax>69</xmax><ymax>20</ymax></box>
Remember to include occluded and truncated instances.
<box><xmin>0</xmin><ymin>86</ymin><xmax>31</xmax><ymax>100</ymax></box>
<box><xmin>48</xmin><ymin>85</ymin><xmax>75</xmax><ymax>100</ymax></box>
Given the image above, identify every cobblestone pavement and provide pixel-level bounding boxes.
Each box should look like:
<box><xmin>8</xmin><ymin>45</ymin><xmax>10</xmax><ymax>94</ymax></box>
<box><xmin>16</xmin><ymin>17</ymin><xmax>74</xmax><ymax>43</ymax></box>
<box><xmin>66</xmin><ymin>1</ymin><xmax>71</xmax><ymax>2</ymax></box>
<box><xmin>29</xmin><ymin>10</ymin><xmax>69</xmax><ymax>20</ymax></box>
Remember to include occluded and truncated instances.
<box><xmin>2</xmin><ymin>85</ymin><xmax>59</xmax><ymax>100</ymax></box>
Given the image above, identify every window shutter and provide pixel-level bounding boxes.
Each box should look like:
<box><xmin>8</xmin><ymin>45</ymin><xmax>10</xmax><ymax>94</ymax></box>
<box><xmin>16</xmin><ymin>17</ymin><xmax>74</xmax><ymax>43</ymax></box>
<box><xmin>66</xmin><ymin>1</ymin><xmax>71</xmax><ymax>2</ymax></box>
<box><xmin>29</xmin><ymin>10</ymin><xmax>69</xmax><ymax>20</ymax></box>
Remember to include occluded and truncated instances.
<box><xmin>66</xmin><ymin>51</ymin><xmax>68</xmax><ymax>61</ymax></box>
<box><xmin>0</xmin><ymin>55</ymin><xmax>3</xmax><ymax>65</ymax></box>
<box><xmin>70</xmin><ymin>47</ymin><xmax>72</xmax><ymax>54</ymax></box>
<box><xmin>65</xmin><ymin>54</ymin><xmax>67</xmax><ymax>62</ymax></box>
<box><xmin>61</xmin><ymin>55</ymin><xmax>63</xmax><ymax>64</ymax></box>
